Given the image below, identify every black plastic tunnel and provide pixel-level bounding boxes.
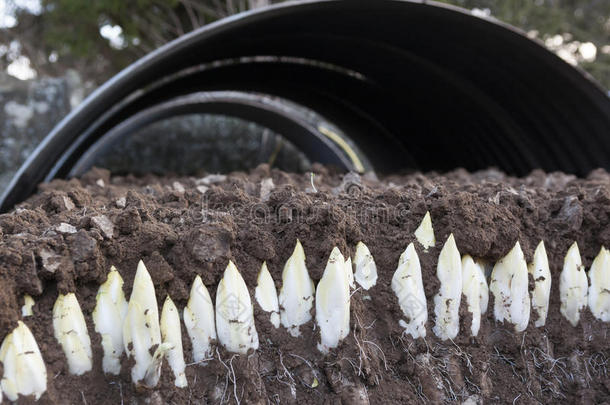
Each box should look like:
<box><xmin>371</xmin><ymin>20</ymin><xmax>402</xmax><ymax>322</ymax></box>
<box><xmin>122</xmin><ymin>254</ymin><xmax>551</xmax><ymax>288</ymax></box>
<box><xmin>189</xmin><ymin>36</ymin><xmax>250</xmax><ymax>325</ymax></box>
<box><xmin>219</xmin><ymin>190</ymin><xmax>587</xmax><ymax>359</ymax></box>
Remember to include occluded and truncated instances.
<box><xmin>2</xmin><ymin>0</ymin><xmax>610</xmax><ymax>212</ymax></box>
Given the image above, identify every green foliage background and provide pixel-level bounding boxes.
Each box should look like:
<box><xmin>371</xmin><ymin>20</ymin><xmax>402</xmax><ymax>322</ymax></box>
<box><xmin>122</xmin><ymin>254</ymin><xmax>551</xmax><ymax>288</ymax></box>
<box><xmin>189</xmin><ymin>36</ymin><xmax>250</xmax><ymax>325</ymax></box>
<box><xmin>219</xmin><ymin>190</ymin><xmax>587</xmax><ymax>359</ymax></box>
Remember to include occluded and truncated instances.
<box><xmin>438</xmin><ymin>0</ymin><xmax>610</xmax><ymax>89</ymax></box>
<box><xmin>2</xmin><ymin>0</ymin><xmax>609</xmax><ymax>89</ymax></box>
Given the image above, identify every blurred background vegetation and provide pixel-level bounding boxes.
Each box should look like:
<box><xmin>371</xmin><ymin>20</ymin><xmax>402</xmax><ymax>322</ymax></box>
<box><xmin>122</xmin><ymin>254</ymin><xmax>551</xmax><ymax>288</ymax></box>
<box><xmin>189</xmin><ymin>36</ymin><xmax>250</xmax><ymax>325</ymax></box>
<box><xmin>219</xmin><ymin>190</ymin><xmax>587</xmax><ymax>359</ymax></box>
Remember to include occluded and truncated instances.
<box><xmin>1</xmin><ymin>0</ymin><xmax>609</xmax><ymax>89</ymax></box>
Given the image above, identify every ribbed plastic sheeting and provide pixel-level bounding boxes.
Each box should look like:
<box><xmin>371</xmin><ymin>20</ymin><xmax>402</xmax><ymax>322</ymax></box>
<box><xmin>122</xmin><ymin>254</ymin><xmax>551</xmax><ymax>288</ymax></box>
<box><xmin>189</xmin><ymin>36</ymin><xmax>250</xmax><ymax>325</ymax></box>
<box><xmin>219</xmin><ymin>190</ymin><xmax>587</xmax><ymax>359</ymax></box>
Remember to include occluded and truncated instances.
<box><xmin>2</xmin><ymin>0</ymin><xmax>609</xmax><ymax>212</ymax></box>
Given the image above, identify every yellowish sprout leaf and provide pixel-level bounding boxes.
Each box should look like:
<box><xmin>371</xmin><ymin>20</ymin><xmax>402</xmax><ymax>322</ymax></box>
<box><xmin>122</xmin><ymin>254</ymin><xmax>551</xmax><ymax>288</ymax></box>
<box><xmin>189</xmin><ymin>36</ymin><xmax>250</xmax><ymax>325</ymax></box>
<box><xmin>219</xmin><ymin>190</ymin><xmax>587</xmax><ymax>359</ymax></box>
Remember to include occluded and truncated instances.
<box><xmin>21</xmin><ymin>295</ymin><xmax>34</xmax><ymax>317</ymax></box>
<box><xmin>414</xmin><ymin>211</ymin><xmax>435</xmax><ymax>250</ymax></box>
<box><xmin>461</xmin><ymin>255</ymin><xmax>488</xmax><ymax>336</ymax></box>
<box><xmin>392</xmin><ymin>243</ymin><xmax>427</xmax><ymax>339</ymax></box>
<box><xmin>93</xmin><ymin>266</ymin><xmax>128</xmax><ymax>374</ymax></box>
<box><xmin>354</xmin><ymin>242</ymin><xmax>378</xmax><ymax>290</ymax></box>
<box><xmin>433</xmin><ymin>234</ymin><xmax>462</xmax><ymax>340</ymax></box>
<box><xmin>184</xmin><ymin>275</ymin><xmax>216</xmax><ymax>362</ymax></box>
<box><xmin>216</xmin><ymin>261</ymin><xmax>259</xmax><ymax>354</ymax></box>
<box><xmin>316</xmin><ymin>247</ymin><xmax>350</xmax><ymax>352</ymax></box>
<box><xmin>53</xmin><ymin>293</ymin><xmax>93</xmax><ymax>375</ymax></box>
<box><xmin>279</xmin><ymin>240</ymin><xmax>315</xmax><ymax>337</ymax></box>
<box><xmin>0</xmin><ymin>321</ymin><xmax>47</xmax><ymax>401</ymax></box>
<box><xmin>528</xmin><ymin>241</ymin><xmax>551</xmax><ymax>327</ymax></box>
<box><xmin>123</xmin><ymin>260</ymin><xmax>162</xmax><ymax>385</ymax></box>
<box><xmin>490</xmin><ymin>242</ymin><xmax>530</xmax><ymax>332</ymax></box>
<box><xmin>161</xmin><ymin>296</ymin><xmax>187</xmax><ymax>388</ymax></box>
<box><xmin>255</xmin><ymin>262</ymin><xmax>280</xmax><ymax>328</ymax></box>
<box><xmin>344</xmin><ymin>256</ymin><xmax>355</xmax><ymax>289</ymax></box>
<box><xmin>588</xmin><ymin>247</ymin><xmax>610</xmax><ymax>322</ymax></box>
<box><xmin>560</xmin><ymin>242</ymin><xmax>588</xmax><ymax>327</ymax></box>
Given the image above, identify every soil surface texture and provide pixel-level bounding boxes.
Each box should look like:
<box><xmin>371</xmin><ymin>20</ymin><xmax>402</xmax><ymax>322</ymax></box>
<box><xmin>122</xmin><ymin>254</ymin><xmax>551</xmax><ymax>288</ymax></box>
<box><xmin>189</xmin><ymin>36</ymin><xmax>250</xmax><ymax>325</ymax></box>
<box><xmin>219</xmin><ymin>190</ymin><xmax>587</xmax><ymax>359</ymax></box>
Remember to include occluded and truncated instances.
<box><xmin>0</xmin><ymin>165</ymin><xmax>609</xmax><ymax>404</ymax></box>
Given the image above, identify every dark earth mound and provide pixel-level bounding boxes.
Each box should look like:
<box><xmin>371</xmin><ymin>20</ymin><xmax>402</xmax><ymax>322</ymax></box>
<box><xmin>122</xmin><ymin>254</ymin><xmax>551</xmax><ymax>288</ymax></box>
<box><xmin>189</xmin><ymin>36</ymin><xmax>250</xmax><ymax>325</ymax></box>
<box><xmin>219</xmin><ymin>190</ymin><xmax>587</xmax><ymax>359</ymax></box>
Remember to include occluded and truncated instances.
<box><xmin>0</xmin><ymin>165</ymin><xmax>609</xmax><ymax>404</ymax></box>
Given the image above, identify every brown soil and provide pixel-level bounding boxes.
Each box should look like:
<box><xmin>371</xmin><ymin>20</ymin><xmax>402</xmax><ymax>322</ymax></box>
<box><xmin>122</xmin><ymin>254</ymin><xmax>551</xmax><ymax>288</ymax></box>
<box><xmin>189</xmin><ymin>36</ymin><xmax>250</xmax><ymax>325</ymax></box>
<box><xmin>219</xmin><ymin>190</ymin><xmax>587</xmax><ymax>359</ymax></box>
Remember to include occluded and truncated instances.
<box><xmin>0</xmin><ymin>164</ymin><xmax>609</xmax><ymax>404</ymax></box>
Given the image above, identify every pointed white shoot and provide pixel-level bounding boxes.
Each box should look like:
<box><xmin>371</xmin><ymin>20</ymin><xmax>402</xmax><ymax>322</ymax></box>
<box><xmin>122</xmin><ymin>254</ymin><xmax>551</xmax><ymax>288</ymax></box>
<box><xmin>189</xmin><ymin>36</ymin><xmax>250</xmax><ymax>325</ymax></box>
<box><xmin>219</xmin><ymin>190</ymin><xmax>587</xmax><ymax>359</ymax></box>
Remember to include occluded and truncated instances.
<box><xmin>461</xmin><ymin>255</ymin><xmax>489</xmax><ymax>336</ymax></box>
<box><xmin>354</xmin><ymin>242</ymin><xmax>378</xmax><ymax>290</ymax></box>
<box><xmin>588</xmin><ymin>247</ymin><xmax>610</xmax><ymax>322</ymax></box>
<box><xmin>161</xmin><ymin>296</ymin><xmax>187</xmax><ymax>388</ymax></box>
<box><xmin>345</xmin><ymin>256</ymin><xmax>355</xmax><ymax>289</ymax></box>
<box><xmin>560</xmin><ymin>242</ymin><xmax>588</xmax><ymax>327</ymax></box>
<box><xmin>93</xmin><ymin>266</ymin><xmax>128</xmax><ymax>374</ymax></box>
<box><xmin>316</xmin><ymin>248</ymin><xmax>351</xmax><ymax>352</ymax></box>
<box><xmin>255</xmin><ymin>262</ymin><xmax>280</xmax><ymax>328</ymax></box>
<box><xmin>0</xmin><ymin>321</ymin><xmax>47</xmax><ymax>401</ymax></box>
<box><xmin>279</xmin><ymin>240</ymin><xmax>315</xmax><ymax>337</ymax></box>
<box><xmin>123</xmin><ymin>260</ymin><xmax>162</xmax><ymax>385</ymax></box>
<box><xmin>184</xmin><ymin>275</ymin><xmax>216</xmax><ymax>362</ymax></box>
<box><xmin>475</xmin><ymin>258</ymin><xmax>490</xmax><ymax>313</ymax></box>
<box><xmin>414</xmin><ymin>211</ymin><xmax>435</xmax><ymax>250</ymax></box>
<box><xmin>392</xmin><ymin>243</ymin><xmax>427</xmax><ymax>339</ymax></box>
<box><xmin>528</xmin><ymin>241</ymin><xmax>551</xmax><ymax>327</ymax></box>
<box><xmin>53</xmin><ymin>293</ymin><xmax>93</xmax><ymax>375</ymax></box>
<box><xmin>433</xmin><ymin>234</ymin><xmax>462</xmax><ymax>340</ymax></box>
<box><xmin>216</xmin><ymin>261</ymin><xmax>259</xmax><ymax>354</ymax></box>
<box><xmin>490</xmin><ymin>242</ymin><xmax>530</xmax><ymax>332</ymax></box>
<box><xmin>21</xmin><ymin>295</ymin><xmax>34</xmax><ymax>317</ymax></box>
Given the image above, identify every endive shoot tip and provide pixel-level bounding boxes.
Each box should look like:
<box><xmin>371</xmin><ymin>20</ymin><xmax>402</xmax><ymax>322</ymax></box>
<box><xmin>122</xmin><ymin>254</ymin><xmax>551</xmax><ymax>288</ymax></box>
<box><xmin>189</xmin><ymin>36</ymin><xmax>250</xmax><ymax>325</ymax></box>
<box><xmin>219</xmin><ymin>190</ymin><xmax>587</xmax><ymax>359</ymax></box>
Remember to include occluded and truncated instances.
<box><xmin>490</xmin><ymin>242</ymin><xmax>530</xmax><ymax>332</ymax></box>
<box><xmin>0</xmin><ymin>321</ymin><xmax>47</xmax><ymax>401</ymax></box>
<box><xmin>345</xmin><ymin>256</ymin><xmax>355</xmax><ymax>289</ymax></box>
<box><xmin>316</xmin><ymin>247</ymin><xmax>350</xmax><ymax>352</ymax></box>
<box><xmin>53</xmin><ymin>293</ymin><xmax>93</xmax><ymax>375</ymax></box>
<box><xmin>354</xmin><ymin>242</ymin><xmax>378</xmax><ymax>290</ymax></box>
<box><xmin>123</xmin><ymin>260</ymin><xmax>162</xmax><ymax>385</ymax></box>
<box><xmin>21</xmin><ymin>294</ymin><xmax>34</xmax><ymax>317</ymax></box>
<box><xmin>433</xmin><ymin>234</ymin><xmax>462</xmax><ymax>340</ymax></box>
<box><xmin>279</xmin><ymin>240</ymin><xmax>315</xmax><ymax>337</ymax></box>
<box><xmin>255</xmin><ymin>262</ymin><xmax>280</xmax><ymax>328</ymax></box>
<box><xmin>588</xmin><ymin>247</ymin><xmax>610</xmax><ymax>322</ymax></box>
<box><xmin>184</xmin><ymin>275</ymin><xmax>217</xmax><ymax>362</ymax></box>
<box><xmin>528</xmin><ymin>241</ymin><xmax>551</xmax><ymax>327</ymax></box>
<box><xmin>392</xmin><ymin>243</ymin><xmax>427</xmax><ymax>338</ymax></box>
<box><xmin>216</xmin><ymin>261</ymin><xmax>259</xmax><ymax>354</ymax></box>
<box><xmin>93</xmin><ymin>266</ymin><xmax>128</xmax><ymax>374</ymax></box>
<box><xmin>415</xmin><ymin>211</ymin><xmax>435</xmax><ymax>250</ymax></box>
<box><xmin>560</xmin><ymin>242</ymin><xmax>588</xmax><ymax>326</ymax></box>
<box><xmin>161</xmin><ymin>296</ymin><xmax>187</xmax><ymax>387</ymax></box>
<box><xmin>461</xmin><ymin>255</ymin><xmax>488</xmax><ymax>336</ymax></box>
<box><xmin>294</xmin><ymin>239</ymin><xmax>305</xmax><ymax>258</ymax></box>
